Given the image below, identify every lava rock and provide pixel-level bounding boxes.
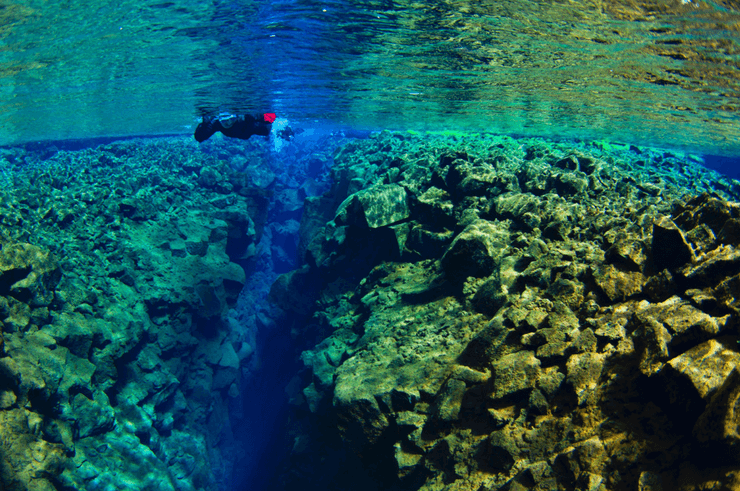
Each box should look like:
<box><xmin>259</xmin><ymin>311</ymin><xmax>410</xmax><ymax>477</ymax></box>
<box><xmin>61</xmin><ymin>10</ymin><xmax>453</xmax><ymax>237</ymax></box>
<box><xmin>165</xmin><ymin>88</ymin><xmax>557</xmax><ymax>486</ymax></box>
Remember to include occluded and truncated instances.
<box><xmin>334</xmin><ymin>184</ymin><xmax>410</xmax><ymax>228</ymax></box>
<box><xmin>490</xmin><ymin>350</ymin><xmax>541</xmax><ymax>400</ymax></box>
<box><xmin>652</xmin><ymin>215</ymin><xmax>695</xmax><ymax>270</ymax></box>
<box><xmin>441</xmin><ymin>219</ymin><xmax>509</xmax><ymax>279</ymax></box>
<box><xmin>0</xmin><ymin>243</ymin><xmax>60</xmax><ymax>307</ymax></box>
<box><xmin>566</xmin><ymin>352</ymin><xmax>605</xmax><ymax>406</ymax></box>
<box><xmin>662</xmin><ymin>338</ymin><xmax>740</xmax><ymax>422</ymax></box>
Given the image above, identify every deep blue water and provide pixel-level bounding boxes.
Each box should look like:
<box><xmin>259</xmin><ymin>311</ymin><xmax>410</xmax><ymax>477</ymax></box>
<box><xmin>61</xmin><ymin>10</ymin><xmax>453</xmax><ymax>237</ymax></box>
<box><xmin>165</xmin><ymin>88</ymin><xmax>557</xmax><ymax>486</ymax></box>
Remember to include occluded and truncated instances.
<box><xmin>703</xmin><ymin>155</ymin><xmax>740</xmax><ymax>180</ymax></box>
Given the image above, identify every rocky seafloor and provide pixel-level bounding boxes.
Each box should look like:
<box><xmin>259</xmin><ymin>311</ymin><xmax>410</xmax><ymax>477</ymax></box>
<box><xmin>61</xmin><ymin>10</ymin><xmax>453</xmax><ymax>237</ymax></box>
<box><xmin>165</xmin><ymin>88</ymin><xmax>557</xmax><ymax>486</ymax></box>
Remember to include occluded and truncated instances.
<box><xmin>269</xmin><ymin>131</ymin><xmax>740</xmax><ymax>491</ymax></box>
<box><xmin>1</xmin><ymin>130</ymin><xmax>740</xmax><ymax>491</ymax></box>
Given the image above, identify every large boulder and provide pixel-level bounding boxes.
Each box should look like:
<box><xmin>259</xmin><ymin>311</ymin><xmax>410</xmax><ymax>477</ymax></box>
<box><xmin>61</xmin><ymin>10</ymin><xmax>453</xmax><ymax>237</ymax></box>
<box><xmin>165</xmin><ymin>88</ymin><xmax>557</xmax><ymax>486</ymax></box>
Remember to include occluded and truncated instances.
<box><xmin>662</xmin><ymin>339</ymin><xmax>740</xmax><ymax>422</ymax></box>
<box><xmin>441</xmin><ymin>219</ymin><xmax>510</xmax><ymax>279</ymax></box>
<box><xmin>490</xmin><ymin>350</ymin><xmax>541</xmax><ymax>400</ymax></box>
<box><xmin>334</xmin><ymin>184</ymin><xmax>410</xmax><ymax>229</ymax></box>
<box><xmin>0</xmin><ymin>243</ymin><xmax>60</xmax><ymax>307</ymax></box>
<box><xmin>652</xmin><ymin>215</ymin><xmax>695</xmax><ymax>270</ymax></box>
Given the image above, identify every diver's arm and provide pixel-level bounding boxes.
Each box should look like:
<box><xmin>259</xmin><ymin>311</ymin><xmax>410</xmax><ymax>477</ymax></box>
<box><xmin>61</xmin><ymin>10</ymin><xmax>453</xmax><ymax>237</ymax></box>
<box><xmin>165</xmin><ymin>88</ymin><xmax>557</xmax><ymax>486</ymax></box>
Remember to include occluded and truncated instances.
<box><xmin>194</xmin><ymin>118</ymin><xmax>220</xmax><ymax>142</ymax></box>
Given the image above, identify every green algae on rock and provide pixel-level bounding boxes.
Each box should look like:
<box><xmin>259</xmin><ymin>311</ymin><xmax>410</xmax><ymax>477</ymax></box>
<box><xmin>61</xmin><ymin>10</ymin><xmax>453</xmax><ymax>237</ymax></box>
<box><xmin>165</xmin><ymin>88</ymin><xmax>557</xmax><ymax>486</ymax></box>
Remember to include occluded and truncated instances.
<box><xmin>272</xmin><ymin>131</ymin><xmax>740</xmax><ymax>491</ymax></box>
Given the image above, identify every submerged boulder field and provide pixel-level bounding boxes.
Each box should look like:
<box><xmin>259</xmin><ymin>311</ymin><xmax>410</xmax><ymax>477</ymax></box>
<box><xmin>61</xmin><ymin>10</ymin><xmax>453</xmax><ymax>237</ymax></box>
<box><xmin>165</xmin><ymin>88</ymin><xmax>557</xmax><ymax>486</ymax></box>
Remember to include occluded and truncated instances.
<box><xmin>1</xmin><ymin>131</ymin><xmax>739</xmax><ymax>491</ymax></box>
<box><xmin>272</xmin><ymin>131</ymin><xmax>740</xmax><ymax>491</ymax></box>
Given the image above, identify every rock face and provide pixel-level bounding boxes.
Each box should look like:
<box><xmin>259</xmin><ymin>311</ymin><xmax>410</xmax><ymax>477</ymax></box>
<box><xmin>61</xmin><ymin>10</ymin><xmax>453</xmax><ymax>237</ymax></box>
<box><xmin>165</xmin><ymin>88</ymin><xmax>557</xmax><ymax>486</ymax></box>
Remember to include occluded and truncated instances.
<box><xmin>271</xmin><ymin>131</ymin><xmax>740</xmax><ymax>491</ymax></box>
<box><xmin>0</xmin><ymin>138</ymin><xmax>267</xmax><ymax>491</ymax></box>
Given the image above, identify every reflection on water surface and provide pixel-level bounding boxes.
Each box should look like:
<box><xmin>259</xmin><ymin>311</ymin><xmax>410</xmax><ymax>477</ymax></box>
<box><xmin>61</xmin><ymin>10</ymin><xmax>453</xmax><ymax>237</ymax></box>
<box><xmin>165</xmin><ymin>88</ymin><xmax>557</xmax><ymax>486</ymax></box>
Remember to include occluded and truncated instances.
<box><xmin>0</xmin><ymin>0</ymin><xmax>738</xmax><ymax>154</ymax></box>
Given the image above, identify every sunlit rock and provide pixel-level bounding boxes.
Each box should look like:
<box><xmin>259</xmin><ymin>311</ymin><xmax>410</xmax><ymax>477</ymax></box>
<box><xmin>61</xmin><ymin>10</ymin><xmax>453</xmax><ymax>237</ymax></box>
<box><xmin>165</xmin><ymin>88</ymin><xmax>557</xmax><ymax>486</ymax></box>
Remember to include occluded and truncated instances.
<box><xmin>334</xmin><ymin>183</ymin><xmax>410</xmax><ymax>228</ymax></box>
<box><xmin>441</xmin><ymin>219</ymin><xmax>510</xmax><ymax>279</ymax></box>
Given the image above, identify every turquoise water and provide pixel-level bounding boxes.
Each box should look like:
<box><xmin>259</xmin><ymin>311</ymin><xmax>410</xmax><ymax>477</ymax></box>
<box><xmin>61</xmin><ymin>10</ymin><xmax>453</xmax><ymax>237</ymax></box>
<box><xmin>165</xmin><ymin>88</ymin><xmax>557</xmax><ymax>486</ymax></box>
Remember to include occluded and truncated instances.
<box><xmin>1</xmin><ymin>0</ymin><xmax>739</xmax><ymax>154</ymax></box>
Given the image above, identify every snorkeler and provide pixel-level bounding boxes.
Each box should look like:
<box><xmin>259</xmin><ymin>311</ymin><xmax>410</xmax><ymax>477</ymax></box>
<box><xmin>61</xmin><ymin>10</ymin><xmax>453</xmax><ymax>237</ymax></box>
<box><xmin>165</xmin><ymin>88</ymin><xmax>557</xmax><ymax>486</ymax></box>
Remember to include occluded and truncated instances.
<box><xmin>194</xmin><ymin>113</ymin><xmax>294</xmax><ymax>142</ymax></box>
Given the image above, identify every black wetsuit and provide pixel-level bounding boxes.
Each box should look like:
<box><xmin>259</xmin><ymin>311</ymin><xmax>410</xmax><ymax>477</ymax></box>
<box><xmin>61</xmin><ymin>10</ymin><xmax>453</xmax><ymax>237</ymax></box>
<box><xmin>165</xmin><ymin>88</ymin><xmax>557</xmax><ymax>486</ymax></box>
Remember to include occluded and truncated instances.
<box><xmin>194</xmin><ymin>114</ymin><xmax>273</xmax><ymax>142</ymax></box>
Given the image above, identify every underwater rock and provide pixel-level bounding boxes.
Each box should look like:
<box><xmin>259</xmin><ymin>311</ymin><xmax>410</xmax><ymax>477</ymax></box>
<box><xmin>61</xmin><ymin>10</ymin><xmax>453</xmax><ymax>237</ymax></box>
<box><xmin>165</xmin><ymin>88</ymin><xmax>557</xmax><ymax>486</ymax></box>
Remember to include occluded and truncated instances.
<box><xmin>553</xmin><ymin>436</ymin><xmax>608</xmax><ymax>487</ymax></box>
<box><xmin>0</xmin><ymin>137</ymin><xmax>268</xmax><ymax>491</ymax></box>
<box><xmin>415</xmin><ymin>186</ymin><xmax>455</xmax><ymax>225</ymax></box>
<box><xmin>271</xmin><ymin>132</ymin><xmax>740</xmax><ymax>491</ymax></box>
<box><xmin>592</xmin><ymin>263</ymin><xmax>646</xmax><ymax>302</ymax></box>
<box><xmin>405</xmin><ymin>222</ymin><xmax>455</xmax><ymax>259</ymax></box>
<box><xmin>441</xmin><ymin>219</ymin><xmax>510</xmax><ymax>279</ymax></box>
<box><xmin>70</xmin><ymin>391</ymin><xmax>116</xmax><ymax>438</ymax></box>
<box><xmin>471</xmin><ymin>274</ymin><xmax>508</xmax><ymax>316</ymax></box>
<box><xmin>334</xmin><ymin>183</ymin><xmax>410</xmax><ymax>228</ymax></box>
<box><xmin>432</xmin><ymin>378</ymin><xmax>467</xmax><ymax>422</ymax></box>
<box><xmin>334</xmin><ymin>388</ymin><xmax>390</xmax><ymax>452</ymax></box>
<box><xmin>0</xmin><ymin>243</ymin><xmax>60</xmax><ymax>307</ymax></box>
<box><xmin>566</xmin><ymin>352</ymin><xmax>605</xmax><ymax>406</ymax></box>
<box><xmin>491</xmin><ymin>350</ymin><xmax>541</xmax><ymax>400</ymax></box>
<box><xmin>493</xmin><ymin>192</ymin><xmax>544</xmax><ymax>230</ymax></box>
<box><xmin>662</xmin><ymin>338</ymin><xmax>740</xmax><ymax>421</ymax></box>
<box><xmin>692</xmin><ymin>367</ymin><xmax>740</xmax><ymax>456</ymax></box>
<box><xmin>269</xmin><ymin>264</ymin><xmax>321</xmax><ymax>315</ymax></box>
<box><xmin>298</xmin><ymin>194</ymin><xmax>337</xmax><ymax>263</ymax></box>
<box><xmin>652</xmin><ymin>215</ymin><xmax>696</xmax><ymax>270</ymax></box>
<box><xmin>0</xmin><ymin>409</ymin><xmax>66</xmax><ymax>491</ymax></box>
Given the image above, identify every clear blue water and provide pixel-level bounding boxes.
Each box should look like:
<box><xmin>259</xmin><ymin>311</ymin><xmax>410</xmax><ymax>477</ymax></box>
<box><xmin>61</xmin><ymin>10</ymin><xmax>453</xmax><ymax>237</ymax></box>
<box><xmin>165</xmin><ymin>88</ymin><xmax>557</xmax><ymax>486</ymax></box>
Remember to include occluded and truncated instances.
<box><xmin>2</xmin><ymin>2</ymin><xmax>740</xmax><ymax>491</ymax></box>
<box><xmin>1</xmin><ymin>0</ymin><xmax>739</xmax><ymax>155</ymax></box>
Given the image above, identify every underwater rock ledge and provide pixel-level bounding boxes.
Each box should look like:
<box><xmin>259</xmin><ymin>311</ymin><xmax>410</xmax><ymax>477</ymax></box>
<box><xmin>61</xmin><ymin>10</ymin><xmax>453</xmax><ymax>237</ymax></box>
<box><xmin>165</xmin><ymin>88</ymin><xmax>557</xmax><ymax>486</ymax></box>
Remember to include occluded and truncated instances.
<box><xmin>272</xmin><ymin>131</ymin><xmax>740</xmax><ymax>491</ymax></box>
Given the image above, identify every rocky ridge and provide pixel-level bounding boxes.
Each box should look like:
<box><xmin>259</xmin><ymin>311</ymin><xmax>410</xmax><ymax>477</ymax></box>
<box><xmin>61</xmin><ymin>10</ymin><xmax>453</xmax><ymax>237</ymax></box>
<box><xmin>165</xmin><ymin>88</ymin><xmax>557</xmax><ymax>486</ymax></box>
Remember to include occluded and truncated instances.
<box><xmin>0</xmin><ymin>137</ymin><xmax>270</xmax><ymax>491</ymax></box>
<box><xmin>272</xmin><ymin>131</ymin><xmax>740</xmax><ymax>491</ymax></box>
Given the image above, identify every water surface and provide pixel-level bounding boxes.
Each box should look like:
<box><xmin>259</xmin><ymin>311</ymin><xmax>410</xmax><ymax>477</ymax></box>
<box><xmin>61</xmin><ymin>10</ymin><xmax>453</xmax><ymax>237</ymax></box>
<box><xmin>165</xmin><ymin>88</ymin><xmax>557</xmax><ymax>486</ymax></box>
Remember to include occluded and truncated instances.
<box><xmin>1</xmin><ymin>0</ymin><xmax>739</xmax><ymax>154</ymax></box>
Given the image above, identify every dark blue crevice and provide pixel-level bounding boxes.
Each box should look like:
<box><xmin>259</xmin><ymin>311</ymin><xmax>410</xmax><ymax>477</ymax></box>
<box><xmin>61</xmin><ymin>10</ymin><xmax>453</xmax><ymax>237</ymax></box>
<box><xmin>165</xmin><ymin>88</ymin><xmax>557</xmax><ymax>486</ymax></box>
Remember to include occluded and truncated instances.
<box><xmin>702</xmin><ymin>154</ymin><xmax>740</xmax><ymax>180</ymax></box>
